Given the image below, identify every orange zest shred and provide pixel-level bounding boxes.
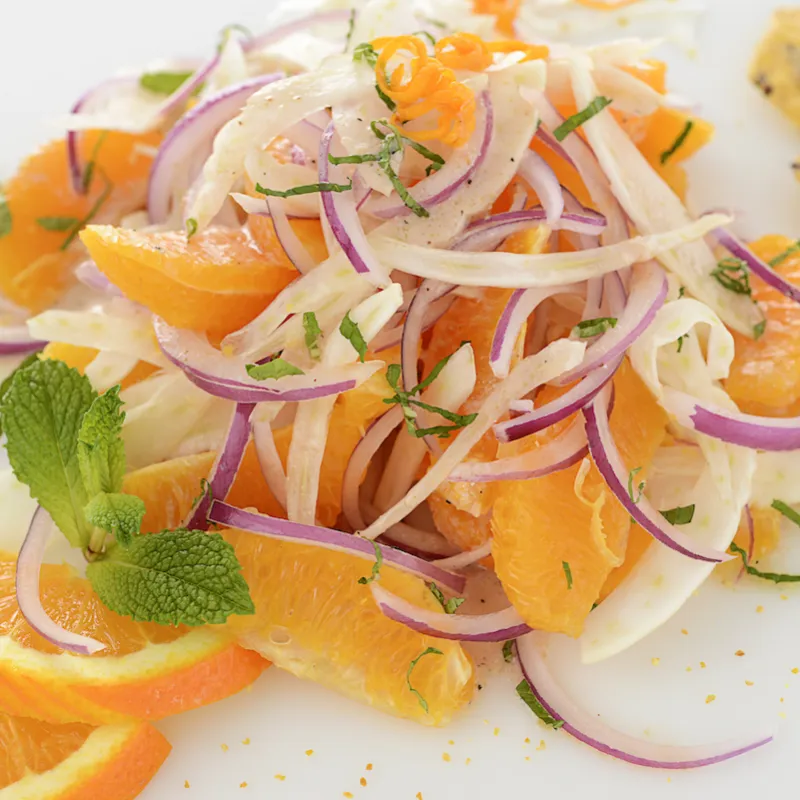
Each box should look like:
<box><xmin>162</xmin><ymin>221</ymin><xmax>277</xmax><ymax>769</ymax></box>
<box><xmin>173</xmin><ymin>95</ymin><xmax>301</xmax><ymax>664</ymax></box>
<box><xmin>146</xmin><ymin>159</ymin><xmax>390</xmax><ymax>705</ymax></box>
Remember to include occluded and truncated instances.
<box><xmin>573</xmin><ymin>0</ymin><xmax>642</xmax><ymax>9</ymax></box>
<box><xmin>372</xmin><ymin>35</ymin><xmax>477</xmax><ymax>147</ymax></box>
<box><xmin>473</xmin><ymin>0</ymin><xmax>521</xmax><ymax>37</ymax></box>
<box><xmin>486</xmin><ymin>39</ymin><xmax>550</xmax><ymax>62</ymax></box>
<box><xmin>435</xmin><ymin>33</ymin><xmax>494</xmax><ymax>71</ymax></box>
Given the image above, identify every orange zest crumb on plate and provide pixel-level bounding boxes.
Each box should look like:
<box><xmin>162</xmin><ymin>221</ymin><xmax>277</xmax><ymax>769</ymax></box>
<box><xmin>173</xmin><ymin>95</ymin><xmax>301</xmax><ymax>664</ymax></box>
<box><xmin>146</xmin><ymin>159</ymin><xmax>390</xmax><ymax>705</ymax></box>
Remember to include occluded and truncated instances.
<box><xmin>360</xmin><ymin>777</ymin><xmax>368</xmax><ymax>787</ymax></box>
<box><xmin>442</xmin><ymin>752</ymin><xmax>451</xmax><ymax>762</ymax></box>
<box><xmin>705</xmin><ymin>694</ymin><xmax>716</xmax><ymax>704</ymax></box>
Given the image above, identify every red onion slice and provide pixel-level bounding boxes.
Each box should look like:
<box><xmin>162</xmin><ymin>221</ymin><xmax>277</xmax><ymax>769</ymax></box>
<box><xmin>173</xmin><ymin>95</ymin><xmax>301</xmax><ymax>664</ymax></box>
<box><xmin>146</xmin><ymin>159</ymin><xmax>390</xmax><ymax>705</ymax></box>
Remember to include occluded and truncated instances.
<box><xmin>371</xmin><ymin>584</ymin><xmax>530</xmax><ymax>642</ymax></box>
<box><xmin>489</xmin><ymin>284</ymin><xmax>582</xmax><ymax>379</ymax></box>
<box><xmin>583</xmin><ymin>389</ymin><xmax>730</xmax><ymax>563</ymax></box>
<box><xmin>319</xmin><ymin>122</ymin><xmax>389</xmax><ymax>285</ymax></box>
<box><xmin>242</xmin><ymin>9</ymin><xmax>354</xmax><ymax>53</ymax></box>
<box><xmin>342</xmin><ymin>406</ymin><xmax>404</xmax><ymax>531</ymax></box>
<box><xmin>516</xmin><ymin>632</ymin><xmax>773</xmax><ymax>769</ymax></box>
<box><xmin>148</xmin><ymin>74</ymin><xmax>283</xmax><ymax>223</ymax></box>
<box><xmin>16</xmin><ymin>507</ymin><xmax>105</xmax><ymax>655</ymax></box>
<box><xmin>0</xmin><ymin>327</ymin><xmax>47</xmax><ymax>355</ymax></box>
<box><xmin>556</xmin><ymin>261</ymin><xmax>667</xmax><ymax>386</ymax></box>
<box><xmin>231</xmin><ymin>192</ymin><xmax>320</xmax><ymax>220</ymax></box>
<box><xmin>266</xmin><ymin>197</ymin><xmax>315</xmax><ymax>273</ymax></box>
<box><xmin>714</xmin><ymin>228</ymin><xmax>800</xmax><ymax>305</ymax></box>
<box><xmin>365</xmin><ymin>92</ymin><xmax>493</xmax><ymax>220</ymax></box>
<box><xmin>154</xmin><ymin>317</ymin><xmax>375</xmax><ymax>402</ymax></box>
<box><xmin>448</xmin><ymin>416</ymin><xmax>588</xmax><ymax>482</ymax></box>
<box><xmin>208</xmin><ymin>500</ymin><xmax>466</xmax><ymax>594</ymax></box>
<box><xmin>453</xmin><ymin>208</ymin><xmax>606</xmax><ymax>253</ymax></box>
<box><xmin>370</xmin><ymin>294</ymin><xmax>455</xmax><ymax>353</ymax></box>
<box><xmin>664</xmin><ymin>387</ymin><xmax>800</xmax><ymax>452</ymax></box>
<box><xmin>517</xmin><ymin>149</ymin><xmax>564</xmax><ymax>224</ymax></box>
<box><xmin>184</xmin><ymin>403</ymin><xmax>255</xmax><ymax>530</ymax></box>
<box><xmin>534</xmin><ymin>126</ymin><xmax>575</xmax><ymax>168</ymax></box>
<box><xmin>494</xmin><ymin>358</ymin><xmax>620</xmax><ymax>443</ymax></box>
<box><xmin>75</xmin><ymin>260</ymin><xmax>122</xmax><ymax>296</ymax></box>
<box><xmin>158</xmin><ymin>55</ymin><xmax>222</xmax><ymax>120</ymax></box>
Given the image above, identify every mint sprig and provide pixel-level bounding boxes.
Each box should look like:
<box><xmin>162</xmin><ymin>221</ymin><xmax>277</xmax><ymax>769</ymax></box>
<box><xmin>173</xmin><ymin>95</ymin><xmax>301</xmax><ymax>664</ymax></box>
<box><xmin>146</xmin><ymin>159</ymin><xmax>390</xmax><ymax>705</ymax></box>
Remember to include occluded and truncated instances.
<box><xmin>84</xmin><ymin>492</ymin><xmax>146</xmax><ymax>548</ymax></box>
<box><xmin>86</xmin><ymin>530</ymin><xmax>254</xmax><ymax>626</ymax></box>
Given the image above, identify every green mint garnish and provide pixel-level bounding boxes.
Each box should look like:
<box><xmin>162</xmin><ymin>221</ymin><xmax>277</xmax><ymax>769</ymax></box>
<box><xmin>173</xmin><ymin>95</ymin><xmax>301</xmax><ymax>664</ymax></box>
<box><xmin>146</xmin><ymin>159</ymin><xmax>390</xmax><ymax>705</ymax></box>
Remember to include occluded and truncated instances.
<box><xmin>414</xmin><ymin>30</ymin><xmax>437</xmax><ymax>47</ymax></box>
<box><xmin>186</xmin><ymin>217</ymin><xmax>198</xmax><ymax>239</ymax></box>
<box><xmin>353</xmin><ymin>42</ymin><xmax>378</xmax><ymax>66</ymax></box>
<box><xmin>407</xmin><ymin>647</ymin><xmax>443</xmax><ymax>713</ymax></box>
<box><xmin>140</xmin><ymin>70</ymin><xmax>195</xmax><ymax>95</ymax></box>
<box><xmin>0</xmin><ymin>350</ymin><xmax>43</xmax><ymax>436</ymax></box>
<box><xmin>2</xmin><ymin>359</ymin><xmax>96</xmax><ymax>548</ymax></box>
<box><xmin>677</xmin><ymin>333</ymin><xmax>688</xmax><ymax>353</ymax></box>
<box><xmin>729</xmin><ymin>541</ymin><xmax>800</xmax><ymax>584</ymax></box>
<box><xmin>77</xmin><ymin>386</ymin><xmax>127</xmax><ymax>498</ymax></box>
<box><xmin>82</xmin><ymin>131</ymin><xmax>108</xmax><ymax>192</ymax></box>
<box><xmin>303</xmin><ymin>311</ymin><xmax>323</xmax><ymax>360</ymax></box>
<box><xmin>375</xmin><ymin>84</ymin><xmax>397</xmax><ymax>112</ymax></box>
<box><xmin>36</xmin><ymin>216</ymin><xmax>80</xmax><ymax>232</ymax></box>
<box><xmin>428</xmin><ymin>582</ymin><xmax>465</xmax><ymax>614</ymax></box>
<box><xmin>0</xmin><ymin>189</ymin><xmax>11</xmax><ymax>239</ymax></box>
<box><xmin>358</xmin><ymin>539</ymin><xmax>383</xmax><ymax>585</ymax></box>
<box><xmin>553</xmin><ymin>97</ymin><xmax>612</xmax><ymax>142</ymax></box>
<box><xmin>678</xmin><ymin>286</ymin><xmax>686</xmax><ymax>298</ymax></box>
<box><xmin>660</xmin><ymin>504</ymin><xmax>695</xmax><ymax>525</ymax></box>
<box><xmin>660</xmin><ymin>119</ymin><xmax>694</xmax><ymax>165</ymax></box>
<box><xmin>516</xmin><ymin>679</ymin><xmax>564</xmax><ymax>729</ymax></box>
<box><xmin>255</xmin><ymin>180</ymin><xmax>352</xmax><ymax>199</ymax></box>
<box><xmin>84</xmin><ymin>492</ymin><xmax>146</xmax><ymax>548</ymax></box>
<box><xmin>772</xmin><ymin>499</ymin><xmax>800</xmax><ymax>527</ymax></box>
<box><xmin>769</xmin><ymin>240</ymin><xmax>800</xmax><ymax>267</ymax></box>
<box><xmin>754</xmin><ymin>319</ymin><xmax>767</xmax><ymax>339</ymax></box>
<box><xmin>340</xmin><ymin>312</ymin><xmax>368</xmax><ymax>362</ymax></box>
<box><xmin>573</xmin><ymin>317</ymin><xmax>618</xmax><ymax>339</ymax></box>
<box><xmin>502</xmin><ymin>640</ymin><xmax>515</xmax><ymax>663</ymax></box>
<box><xmin>61</xmin><ymin>172</ymin><xmax>114</xmax><ymax>250</ymax></box>
<box><xmin>246</xmin><ymin>359</ymin><xmax>305</xmax><ymax>380</ymax></box>
<box><xmin>711</xmin><ymin>257</ymin><xmax>752</xmax><ymax>296</ymax></box>
<box><xmin>86</xmin><ymin>530</ymin><xmax>255</xmax><ymax>625</ymax></box>
<box><xmin>562</xmin><ymin>561</ymin><xmax>573</xmax><ymax>589</ymax></box>
<box><xmin>345</xmin><ymin>9</ymin><xmax>356</xmax><ymax>50</ymax></box>
<box><xmin>628</xmin><ymin>467</ymin><xmax>644</xmax><ymax>505</ymax></box>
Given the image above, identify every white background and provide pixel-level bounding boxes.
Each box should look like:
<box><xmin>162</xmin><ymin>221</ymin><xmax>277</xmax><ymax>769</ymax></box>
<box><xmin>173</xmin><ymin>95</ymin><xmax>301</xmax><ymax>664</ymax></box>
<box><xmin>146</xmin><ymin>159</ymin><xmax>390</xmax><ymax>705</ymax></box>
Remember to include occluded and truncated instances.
<box><xmin>2</xmin><ymin>1</ymin><xmax>800</xmax><ymax>798</ymax></box>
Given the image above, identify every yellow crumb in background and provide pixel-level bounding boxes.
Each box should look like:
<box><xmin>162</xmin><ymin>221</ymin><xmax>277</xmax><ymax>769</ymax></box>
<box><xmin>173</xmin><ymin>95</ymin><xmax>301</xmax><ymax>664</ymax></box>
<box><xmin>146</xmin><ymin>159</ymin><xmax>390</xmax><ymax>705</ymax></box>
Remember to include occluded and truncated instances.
<box><xmin>706</xmin><ymin>694</ymin><xmax>716</xmax><ymax>704</ymax></box>
<box><xmin>442</xmin><ymin>752</ymin><xmax>451</xmax><ymax>762</ymax></box>
<box><xmin>220</xmin><ymin>744</ymin><xmax>229</xmax><ymax>753</ymax></box>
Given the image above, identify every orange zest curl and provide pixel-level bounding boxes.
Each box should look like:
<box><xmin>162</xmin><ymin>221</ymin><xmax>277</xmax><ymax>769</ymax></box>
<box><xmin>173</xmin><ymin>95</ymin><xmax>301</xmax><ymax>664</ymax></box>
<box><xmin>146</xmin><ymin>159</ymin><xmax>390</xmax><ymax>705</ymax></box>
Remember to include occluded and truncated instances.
<box><xmin>573</xmin><ymin>0</ymin><xmax>642</xmax><ymax>9</ymax></box>
<box><xmin>371</xmin><ymin>35</ymin><xmax>477</xmax><ymax>148</ymax></box>
<box><xmin>435</xmin><ymin>33</ymin><xmax>493</xmax><ymax>72</ymax></box>
<box><xmin>486</xmin><ymin>40</ymin><xmax>549</xmax><ymax>62</ymax></box>
<box><xmin>473</xmin><ymin>0</ymin><xmax>521</xmax><ymax>37</ymax></box>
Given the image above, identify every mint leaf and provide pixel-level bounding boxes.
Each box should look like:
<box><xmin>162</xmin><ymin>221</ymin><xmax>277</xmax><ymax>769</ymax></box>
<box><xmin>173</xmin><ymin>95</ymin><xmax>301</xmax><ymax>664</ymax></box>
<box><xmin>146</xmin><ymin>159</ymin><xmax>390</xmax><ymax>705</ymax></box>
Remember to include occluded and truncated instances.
<box><xmin>502</xmin><ymin>640</ymin><xmax>515</xmax><ymax>663</ymax></box>
<box><xmin>427</xmin><ymin>582</ymin><xmax>465</xmax><ymax>613</ymax></box>
<box><xmin>357</xmin><ymin>539</ymin><xmax>383</xmax><ymax>585</ymax></box>
<box><xmin>36</xmin><ymin>216</ymin><xmax>80</xmax><ymax>232</ymax></box>
<box><xmin>0</xmin><ymin>350</ymin><xmax>44</xmax><ymax>436</ymax></box>
<box><xmin>186</xmin><ymin>217</ymin><xmax>198</xmax><ymax>239</ymax></box>
<box><xmin>77</xmin><ymin>385</ymin><xmax>126</xmax><ymax>498</ymax></box>
<box><xmin>729</xmin><ymin>541</ymin><xmax>800</xmax><ymax>585</ymax></box>
<box><xmin>562</xmin><ymin>560</ymin><xmax>573</xmax><ymax>589</ymax></box>
<box><xmin>340</xmin><ymin>313</ymin><xmax>367</xmax><ymax>362</ymax></box>
<box><xmin>246</xmin><ymin>358</ymin><xmax>305</xmax><ymax>380</ymax></box>
<box><xmin>407</xmin><ymin>647</ymin><xmax>443</xmax><ymax>713</ymax></box>
<box><xmin>86</xmin><ymin>530</ymin><xmax>255</xmax><ymax>626</ymax></box>
<box><xmin>516</xmin><ymin>679</ymin><xmax>564</xmax><ymax>729</ymax></box>
<box><xmin>660</xmin><ymin>119</ymin><xmax>694</xmax><ymax>165</ymax></box>
<box><xmin>303</xmin><ymin>311</ymin><xmax>322</xmax><ymax>360</ymax></box>
<box><xmin>1</xmin><ymin>359</ymin><xmax>95</xmax><ymax>548</ymax></box>
<box><xmin>772</xmin><ymin>499</ymin><xmax>800</xmax><ymax>527</ymax></box>
<box><xmin>553</xmin><ymin>96</ymin><xmax>612</xmax><ymax>141</ymax></box>
<box><xmin>353</xmin><ymin>42</ymin><xmax>378</xmax><ymax>66</ymax></box>
<box><xmin>660</xmin><ymin>504</ymin><xmax>695</xmax><ymax>525</ymax></box>
<box><xmin>140</xmin><ymin>70</ymin><xmax>194</xmax><ymax>95</ymax></box>
<box><xmin>0</xmin><ymin>189</ymin><xmax>11</xmax><ymax>239</ymax></box>
<box><xmin>84</xmin><ymin>492</ymin><xmax>145</xmax><ymax>548</ymax></box>
<box><xmin>573</xmin><ymin>317</ymin><xmax>617</xmax><ymax>338</ymax></box>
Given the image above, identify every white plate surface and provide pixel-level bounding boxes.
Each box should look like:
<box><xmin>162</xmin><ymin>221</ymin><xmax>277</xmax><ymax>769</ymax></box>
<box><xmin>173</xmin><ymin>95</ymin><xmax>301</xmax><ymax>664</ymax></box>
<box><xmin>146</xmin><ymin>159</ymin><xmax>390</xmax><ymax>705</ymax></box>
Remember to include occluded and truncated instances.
<box><xmin>2</xmin><ymin>1</ymin><xmax>800</xmax><ymax>798</ymax></box>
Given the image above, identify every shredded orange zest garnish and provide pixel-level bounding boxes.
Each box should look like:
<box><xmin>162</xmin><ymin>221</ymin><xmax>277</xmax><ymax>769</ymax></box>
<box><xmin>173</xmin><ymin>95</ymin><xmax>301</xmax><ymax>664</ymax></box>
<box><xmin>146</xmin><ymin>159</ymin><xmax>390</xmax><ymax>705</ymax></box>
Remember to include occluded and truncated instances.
<box><xmin>486</xmin><ymin>39</ymin><xmax>549</xmax><ymax>62</ymax></box>
<box><xmin>371</xmin><ymin>35</ymin><xmax>477</xmax><ymax>147</ymax></box>
<box><xmin>574</xmin><ymin>0</ymin><xmax>643</xmax><ymax>9</ymax></box>
<box><xmin>435</xmin><ymin>33</ymin><xmax>494</xmax><ymax>71</ymax></box>
<box><xmin>473</xmin><ymin>0</ymin><xmax>521</xmax><ymax>37</ymax></box>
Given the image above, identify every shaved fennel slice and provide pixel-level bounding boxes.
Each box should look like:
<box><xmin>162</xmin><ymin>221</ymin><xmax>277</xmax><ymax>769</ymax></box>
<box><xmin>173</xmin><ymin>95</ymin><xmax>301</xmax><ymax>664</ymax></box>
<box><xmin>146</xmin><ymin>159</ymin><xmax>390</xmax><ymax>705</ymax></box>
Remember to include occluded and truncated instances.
<box><xmin>583</xmin><ymin>301</ymin><xmax>755</xmax><ymax>663</ymax></box>
<box><xmin>373</xmin><ymin>343</ymin><xmax>476</xmax><ymax>512</ymax></box>
<box><xmin>286</xmin><ymin>284</ymin><xmax>403</xmax><ymax>524</ymax></box>
<box><xmin>370</xmin><ymin>214</ymin><xmax>729</xmax><ymax>287</ymax></box>
<box><xmin>376</xmin><ymin>62</ymin><xmax>544</xmax><ymax>248</ymax></box>
<box><xmin>360</xmin><ymin>338</ymin><xmax>586</xmax><ymax>540</ymax></box>
<box><xmin>28</xmin><ymin>307</ymin><xmax>168</xmax><ymax>368</ymax></box>
<box><xmin>566</xmin><ymin>53</ymin><xmax>761</xmax><ymax>335</ymax></box>
<box><xmin>187</xmin><ymin>58</ymin><xmax>372</xmax><ymax>231</ymax></box>
<box><xmin>83</xmin><ymin>351</ymin><xmax>139</xmax><ymax>392</ymax></box>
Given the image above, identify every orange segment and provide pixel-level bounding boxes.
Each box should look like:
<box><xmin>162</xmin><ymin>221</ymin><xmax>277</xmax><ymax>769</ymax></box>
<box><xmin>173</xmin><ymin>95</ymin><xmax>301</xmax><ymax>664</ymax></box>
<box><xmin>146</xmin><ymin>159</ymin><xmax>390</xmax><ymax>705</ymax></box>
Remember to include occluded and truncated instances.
<box><xmin>0</xmin><ymin>714</ymin><xmax>170</xmax><ymax>799</ymax></box>
<box><xmin>249</xmin><ymin>215</ymin><xmax>329</xmax><ymax>266</ymax></box>
<box><xmin>726</xmin><ymin>235</ymin><xmax>800</xmax><ymax>414</ymax></box>
<box><xmin>491</xmin><ymin>359</ymin><xmax>669</xmax><ymax>636</ymax></box>
<box><xmin>0</xmin><ymin>132</ymin><xmax>160</xmax><ymax>311</ymax></box>
<box><xmin>633</xmin><ymin>109</ymin><xmax>714</xmax><ymax>166</ymax></box>
<box><xmin>80</xmin><ymin>224</ymin><xmax>297</xmax><ymax>341</ymax></box>
<box><xmin>40</xmin><ymin>343</ymin><xmax>159</xmax><ymax>391</ymax></box>
<box><xmin>225</xmin><ymin>528</ymin><xmax>474</xmax><ymax>726</ymax></box>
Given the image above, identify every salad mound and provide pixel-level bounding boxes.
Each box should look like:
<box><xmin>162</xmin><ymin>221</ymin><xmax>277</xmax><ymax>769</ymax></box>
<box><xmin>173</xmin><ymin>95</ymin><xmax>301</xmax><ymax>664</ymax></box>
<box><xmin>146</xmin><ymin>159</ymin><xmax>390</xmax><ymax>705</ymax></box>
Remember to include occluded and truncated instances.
<box><xmin>0</xmin><ymin>0</ymin><xmax>797</xmax><ymax>794</ymax></box>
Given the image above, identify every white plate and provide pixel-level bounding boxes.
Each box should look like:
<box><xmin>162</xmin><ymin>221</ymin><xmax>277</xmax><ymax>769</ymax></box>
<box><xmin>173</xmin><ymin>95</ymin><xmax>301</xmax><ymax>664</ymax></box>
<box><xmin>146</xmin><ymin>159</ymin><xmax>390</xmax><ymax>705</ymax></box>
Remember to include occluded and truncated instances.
<box><xmin>3</xmin><ymin>1</ymin><xmax>800</xmax><ymax>798</ymax></box>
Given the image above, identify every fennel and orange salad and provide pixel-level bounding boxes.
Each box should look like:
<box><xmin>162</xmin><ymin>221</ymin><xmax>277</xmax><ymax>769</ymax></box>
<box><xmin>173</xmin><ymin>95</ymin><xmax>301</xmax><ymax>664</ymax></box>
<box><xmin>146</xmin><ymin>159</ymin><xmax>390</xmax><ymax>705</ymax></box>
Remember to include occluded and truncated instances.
<box><xmin>0</xmin><ymin>0</ymin><xmax>798</xmax><ymax>795</ymax></box>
